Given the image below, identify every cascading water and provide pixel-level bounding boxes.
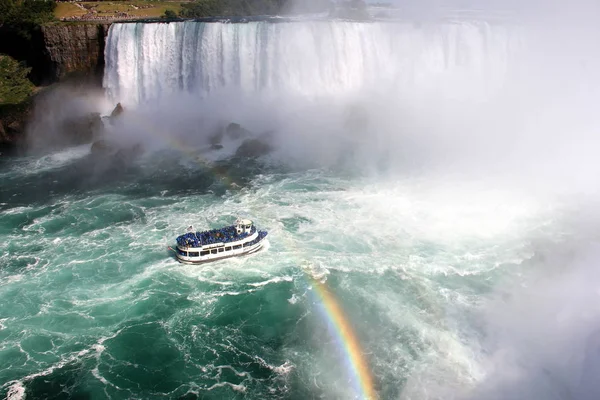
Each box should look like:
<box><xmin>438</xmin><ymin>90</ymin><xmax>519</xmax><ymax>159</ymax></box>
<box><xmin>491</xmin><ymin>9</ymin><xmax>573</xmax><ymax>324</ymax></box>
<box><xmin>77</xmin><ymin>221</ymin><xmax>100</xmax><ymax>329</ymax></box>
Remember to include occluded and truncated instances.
<box><xmin>103</xmin><ymin>21</ymin><xmax>520</xmax><ymax>106</ymax></box>
<box><xmin>2</xmin><ymin>14</ymin><xmax>600</xmax><ymax>400</ymax></box>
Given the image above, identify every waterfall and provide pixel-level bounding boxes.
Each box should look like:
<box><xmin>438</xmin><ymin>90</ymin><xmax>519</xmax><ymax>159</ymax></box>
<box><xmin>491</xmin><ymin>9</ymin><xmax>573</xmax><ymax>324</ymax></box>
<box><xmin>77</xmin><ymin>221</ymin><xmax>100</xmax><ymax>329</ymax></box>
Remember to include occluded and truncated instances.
<box><xmin>103</xmin><ymin>20</ymin><xmax>522</xmax><ymax>106</ymax></box>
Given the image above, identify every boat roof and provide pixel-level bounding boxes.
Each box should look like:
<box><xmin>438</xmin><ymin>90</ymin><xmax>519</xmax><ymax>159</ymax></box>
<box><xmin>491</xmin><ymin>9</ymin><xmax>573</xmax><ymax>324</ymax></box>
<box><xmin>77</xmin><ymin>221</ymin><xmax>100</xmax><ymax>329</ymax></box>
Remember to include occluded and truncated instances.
<box><xmin>237</xmin><ymin>218</ymin><xmax>252</xmax><ymax>225</ymax></box>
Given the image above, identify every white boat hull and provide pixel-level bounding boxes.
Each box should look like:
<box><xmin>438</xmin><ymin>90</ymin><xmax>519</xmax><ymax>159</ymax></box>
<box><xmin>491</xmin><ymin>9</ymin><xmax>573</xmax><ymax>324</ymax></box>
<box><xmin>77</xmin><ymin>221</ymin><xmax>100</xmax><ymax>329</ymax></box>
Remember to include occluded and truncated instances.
<box><xmin>175</xmin><ymin>234</ymin><xmax>267</xmax><ymax>265</ymax></box>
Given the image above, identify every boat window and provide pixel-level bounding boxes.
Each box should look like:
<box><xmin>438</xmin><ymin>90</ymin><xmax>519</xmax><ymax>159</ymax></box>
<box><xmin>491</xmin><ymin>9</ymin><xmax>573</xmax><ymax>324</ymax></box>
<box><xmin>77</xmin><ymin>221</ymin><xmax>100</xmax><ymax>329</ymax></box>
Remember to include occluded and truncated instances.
<box><xmin>218</xmin><ymin>248</ymin><xmax>224</xmax><ymax>252</ymax></box>
<box><xmin>177</xmin><ymin>249</ymin><xmax>187</xmax><ymax>256</ymax></box>
<box><xmin>233</xmin><ymin>245</ymin><xmax>242</xmax><ymax>250</ymax></box>
<box><xmin>211</xmin><ymin>249</ymin><xmax>218</xmax><ymax>254</ymax></box>
<box><xmin>188</xmin><ymin>252</ymin><xmax>199</xmax><ymax>257</ymax></box>
<box><xmin>225</xmin><ymin>246</ymin><xmax>232</xmax><ymax>251</ymax></box>
<box><xmin>200</xmin><ymin>250</ymin><xmax>210</xmax><ymax>256</ymax></box>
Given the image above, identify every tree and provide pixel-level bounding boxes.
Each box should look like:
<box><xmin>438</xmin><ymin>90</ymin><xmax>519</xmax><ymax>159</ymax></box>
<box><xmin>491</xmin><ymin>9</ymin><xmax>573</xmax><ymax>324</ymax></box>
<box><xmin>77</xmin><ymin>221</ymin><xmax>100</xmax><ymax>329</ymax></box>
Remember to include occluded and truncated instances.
<box><xmin>179</xmin><ymin>0</ymin><xmax>293</xmax><ymax>18</ymax></box>
<box><xmin>0</xmin><ymin>0</ymin><xmax>56</xmax><ymax>28</ymax></box>
<box><xmin>0</xmin><ymin>54</ymin><xmax>34</xmax><ymax>105</ymax></box>
<box><xmin>179</xmin><ymin>0</ymin><xmax>223</xmax><ymax>17</ymax></box>
<box><xmin>163</xmin><ymin>9</ymin><xmax>177</xmax><ymax>19</ymax></box>
<box><xmin>0</xmin><ymin>0</ymin><xmax>56</xmax><ymax>40</ymax></box>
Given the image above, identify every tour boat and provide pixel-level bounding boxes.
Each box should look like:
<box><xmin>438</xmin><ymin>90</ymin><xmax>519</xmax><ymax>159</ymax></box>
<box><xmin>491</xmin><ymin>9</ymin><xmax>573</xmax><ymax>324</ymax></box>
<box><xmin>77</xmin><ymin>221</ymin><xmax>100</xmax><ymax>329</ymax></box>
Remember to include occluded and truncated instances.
<box><xmin>171</xmin><ymin>218</ymin><xmax>268</xmax><ymax>264</ymax></box>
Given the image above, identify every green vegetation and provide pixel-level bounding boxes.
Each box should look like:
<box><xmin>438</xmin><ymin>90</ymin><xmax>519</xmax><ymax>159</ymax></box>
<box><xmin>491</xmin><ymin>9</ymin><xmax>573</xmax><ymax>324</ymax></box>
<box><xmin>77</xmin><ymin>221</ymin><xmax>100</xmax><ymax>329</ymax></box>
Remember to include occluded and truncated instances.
<box><xmin>179</xmin><ymin>0</ymin><xmax>332</xmax><ymax>18</ymax></box>
<box><xmin>54</xmin><ymin>2</ymin><xmax>87</xmax><ymax>19</ymax></box>
<box><xmin>0</xmin><ymin>54</ymin><xmax>34</xmax><ymax>105</ymax></box>
<box><xmin>180</xmin><ymin>0</ymin><xmax>277</xmax><ymax>18</ymax></box>
<box><xmin>51</xmin><ymin>0</ymin><xmax>341</xmax><ymax>21</ymax></box>
<box><xmin>177</xmin><ymin>0</ymin><xmax>369</xmax><ymax>19</ymax></box>
<box><xmin>163</xmin><ymin>9</ymin><xmax>177</xmax><ymax>19</ymax></box>
<box><xmin>54</xmin><ymin>1</ymin><xmax>188</xmax><ymax>20</ymax></box>
<box><xmin>0</xmin><ymin>0</ymin><xmax>56</xmax><ymax>39</ymax></box>
<box><xmin>179</xmin><ymin>0</ymin><xmax>219</xmax><ymax>17</ymax></box>
<box><xmin>0</xmin><ymin>0</ymin><xmax>57</xmax><ymax>95</ymax></box>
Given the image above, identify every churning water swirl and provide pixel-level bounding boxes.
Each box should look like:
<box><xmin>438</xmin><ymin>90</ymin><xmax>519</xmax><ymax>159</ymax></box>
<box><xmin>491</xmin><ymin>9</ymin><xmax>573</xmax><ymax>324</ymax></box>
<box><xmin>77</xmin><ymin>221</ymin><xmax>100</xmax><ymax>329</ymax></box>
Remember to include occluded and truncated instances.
<box><xmin>2</xmin><ymin>10</ymin><xmax>600</xmax><ymax>400</ymax></box>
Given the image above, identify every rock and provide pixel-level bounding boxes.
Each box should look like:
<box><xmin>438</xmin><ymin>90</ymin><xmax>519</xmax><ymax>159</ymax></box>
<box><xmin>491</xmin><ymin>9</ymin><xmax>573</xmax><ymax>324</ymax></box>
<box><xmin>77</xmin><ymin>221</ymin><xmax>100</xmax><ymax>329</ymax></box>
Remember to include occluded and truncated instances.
<box><xmin>91</xmin><ymin>139</ymin><xmax>144</xmax><ymax>161</ymax></box>
<box><xmin>114</xmin><ymin>148</ymin><xmax>132</xmax><ymax>163</ymax></box>
<box><xmin>0</xmin><ymin>120</ymin><xmax>7</xmax><ymax>143</ymax></box>
<box><xmin>208</xmin><ymin>122</ymin><xmax>251</xmax><ymax>147</ymax></box>
<box><xmin>40</xmin><ymin>23</ymin><xmax>112</xmax><ymax>84</ymax></box>
<box><xmin>62</xmin><ymin>112</ymin><xmax>104</xmax><ymax>144</ymax></box>
<box><xmin>235</xmin><ymin>138</ymin><xmax>272</xmax><ymax>158</ymax></box>
<box><xmin>208</xmin><ymin>129</ymin><xmax>224</xmax><ymax>146</ymax></box>
<box><xmin>90</xmin><ymin>139</ymin><xmax>116</xmax><ymax>155</ymax></box>
<box><xmin>0</xmin><ymin>101</ymin><xmax>32</xmax><ymax>148</ymax></box>
<box><xmin>90</xmin><ymin>113</ymin><xmax>105</xmax><ymax>139</ymax></box>
<box><xmin>6</xmin><ymin>120</ymin><xmax>23</xmax><ymax>134</ymax></box>
<box><xmin>225</xmin><ymin>122</ymin><xmax>250</xmax><ymax>140</ymax></box>
<box><xmin>128</xmin><ymin>143</ymin><xmax>144</xmax><ymax>158</ymax></box>
<box><xmin>109</xmin><ymin>102</ymin><xmax>124</xmax><ymax>122</ymax></box>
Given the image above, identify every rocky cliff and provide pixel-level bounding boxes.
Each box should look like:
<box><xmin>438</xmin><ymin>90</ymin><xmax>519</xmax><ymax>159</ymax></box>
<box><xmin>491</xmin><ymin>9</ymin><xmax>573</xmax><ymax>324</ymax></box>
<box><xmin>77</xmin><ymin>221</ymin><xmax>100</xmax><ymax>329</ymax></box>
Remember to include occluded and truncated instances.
<box><xmin>0</xmin><ymin>23</ymin><xmax>113</xmax><ymax>149</ymax></box>
<box><xmin>41</xmin><ymin>23</ymin><xmax>112</xmax><ymax>84</ymax></box>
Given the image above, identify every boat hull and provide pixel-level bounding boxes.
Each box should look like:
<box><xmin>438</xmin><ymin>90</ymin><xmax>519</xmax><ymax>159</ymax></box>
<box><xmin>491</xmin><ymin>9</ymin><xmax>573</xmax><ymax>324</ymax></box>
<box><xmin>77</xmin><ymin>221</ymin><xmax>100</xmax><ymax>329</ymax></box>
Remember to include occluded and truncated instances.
<box><xmin>175</xmin><ymin>235</ymin><xmax>267</xmax><ymax>265</ymax></box>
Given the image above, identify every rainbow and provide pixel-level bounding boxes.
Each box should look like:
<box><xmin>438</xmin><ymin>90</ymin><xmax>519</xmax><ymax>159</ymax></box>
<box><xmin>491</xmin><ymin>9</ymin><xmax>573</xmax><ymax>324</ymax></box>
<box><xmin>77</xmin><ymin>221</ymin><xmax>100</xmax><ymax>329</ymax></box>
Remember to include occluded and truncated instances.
<box><xmin>116</xmin><ymin>112</ymin><xmax>237</xmax><ymax>186</ymax></box>
<box><xmin>109</xmin><ymin>104</ymin><xmax>377</xmax><ymax>398</ymax></box>
<box><xmin>309</xmin><ymin>274</ymin><xmax>378</xmax><ymax>400</ymax></box>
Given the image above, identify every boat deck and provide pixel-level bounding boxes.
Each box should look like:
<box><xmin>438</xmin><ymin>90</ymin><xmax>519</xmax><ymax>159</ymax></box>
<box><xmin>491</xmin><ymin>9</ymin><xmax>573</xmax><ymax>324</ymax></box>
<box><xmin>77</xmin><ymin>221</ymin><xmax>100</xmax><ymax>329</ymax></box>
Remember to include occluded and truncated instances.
<box><xmin>176</xmin><ymin>225</ymin><xmax>255</xmax><ymax>248</ymax></box>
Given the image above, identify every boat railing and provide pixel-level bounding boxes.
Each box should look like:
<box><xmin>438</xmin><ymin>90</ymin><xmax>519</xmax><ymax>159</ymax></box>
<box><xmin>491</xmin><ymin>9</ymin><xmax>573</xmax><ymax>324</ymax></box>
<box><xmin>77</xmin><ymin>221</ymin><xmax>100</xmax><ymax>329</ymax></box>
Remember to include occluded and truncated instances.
<box><xmin>176</xmin><ymin>225</ymin><xmax>258</xmax><ymax>248</ymax></box>
<box><xmin>242</xmin><ymin>230</ymin><xmax>268</xmax><ymax>248</ymax></box>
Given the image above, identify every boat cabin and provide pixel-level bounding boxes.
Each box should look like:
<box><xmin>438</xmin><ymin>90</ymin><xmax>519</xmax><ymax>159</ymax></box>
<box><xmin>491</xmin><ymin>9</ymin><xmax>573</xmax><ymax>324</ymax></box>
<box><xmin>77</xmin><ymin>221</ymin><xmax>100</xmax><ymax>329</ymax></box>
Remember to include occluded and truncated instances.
<box><xmin>236</xmin><ymin>218</ymin><xmax>253</xmax><ymax>235</ymax></box>
<box><xmin>173</xmin><ymin>218</ymin><xmax>268</xmax><ymax>264</ymax></box>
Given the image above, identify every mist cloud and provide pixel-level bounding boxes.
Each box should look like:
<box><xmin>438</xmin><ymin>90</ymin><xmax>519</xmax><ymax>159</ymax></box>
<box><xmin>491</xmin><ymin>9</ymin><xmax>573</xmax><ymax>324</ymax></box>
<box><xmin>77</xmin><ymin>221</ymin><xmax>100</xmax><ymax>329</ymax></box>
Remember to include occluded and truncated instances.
<box><xmin>18</xmin><ymin>2</ymin><xmax>600</xmax><ymax>399</ymax></box>
<box><xmin>457</xmin><ymin>242</ymin><xmax>600</xmax><ymax>400</ymax></box>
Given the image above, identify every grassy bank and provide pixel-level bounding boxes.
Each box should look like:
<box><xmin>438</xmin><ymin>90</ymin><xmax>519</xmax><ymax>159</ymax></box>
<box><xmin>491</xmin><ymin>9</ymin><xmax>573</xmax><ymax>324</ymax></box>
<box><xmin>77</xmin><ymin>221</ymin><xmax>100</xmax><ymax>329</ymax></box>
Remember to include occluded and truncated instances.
<box><xmin>54</xmin><ymin>1</ymin><xmax>191</xmax><ymax>20</ymax></box>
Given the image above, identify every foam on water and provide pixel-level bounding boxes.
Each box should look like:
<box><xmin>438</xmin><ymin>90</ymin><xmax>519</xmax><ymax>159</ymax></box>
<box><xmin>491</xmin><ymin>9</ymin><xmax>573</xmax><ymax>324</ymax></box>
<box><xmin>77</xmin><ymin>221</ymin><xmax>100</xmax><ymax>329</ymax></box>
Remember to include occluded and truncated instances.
<box><xmin>4</xmin><ymin>7</ymin><xmax>600</xmax><ymax>398</ymax></box>
<box><xmin>0</xmin><ymin>147</ymin><xmax>590</xmax><ymax>398</ymax></box>
<box><xmin>0</xmin><ymin>144</ymin><xmax>91</xmax><ymax>180</ymax></box>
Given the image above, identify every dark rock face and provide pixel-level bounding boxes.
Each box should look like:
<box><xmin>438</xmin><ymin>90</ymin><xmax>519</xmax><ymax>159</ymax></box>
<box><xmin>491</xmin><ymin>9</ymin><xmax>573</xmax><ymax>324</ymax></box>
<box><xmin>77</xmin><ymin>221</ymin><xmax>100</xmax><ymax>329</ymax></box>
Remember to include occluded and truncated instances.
<box><xmin>208</xmin><ymin>122</ymin><xmax>251</xmax><ymax>147</ymax></box>
<box><xmin>41</xmin><ymin>23</ymin><xmax>112</xmax><ymax>84</ymax></box>
<box><xmin>115</xmin><ymin>143</ymin><xmax>144</xmax><ymax>161</ymax></box>
<box><xmin>91</xmin><ymin>103</ymin><xmax>144</xmax><ymax>162</ymax></box>
<box><xmin>0</xmin><ymin>102</ymin><xmax>32</xmax><ymax>149</ymax></box>
<box><xmin>226</xmin><ymin>122</ymin><xmax>251</xmax><ymax>140</ymax></box>
<box><xmin>22</xmin><ymin>82</ymin><xmax>110</xmax><ymax>153</ymax></box>
<box><xmin>207</xmin><ymin>122</ymin><xmax>274</xmax><ymax>158</ymax></box>
<box><xmin>90</xmin><ymin>139</ymin><xmax>144</xmax><ymax>169</ymax></box>
<box><xmin>0</xmin><ymin>27</ymin><xmax>48</xmax><ymax>86</ymax></box>
<box><xmin>0</xmin><ymin>23</ymin><xmax>112</xmax><ymax>151</ymax></box>
<box><xmin>62</xmin><ymin>113</ymin><xmax>104</xmax><ymax>144</ymax></box>
<box><xmin>235</xmin><ymin>138</ymin><xmax>272</xmax><ymax>158</ymax></box>
<box><xmin>109</xmin><ymin>102</ymin><xmax>124</xmax><ymax>120</ymax></box>
<box><xmin>90</xmin><ymin>138</ymin><xmax>115</xmax><ymax>155</ymax></box>
<box><xmin>209</xmin><ymin>129</ymin><xmax>224</xmax><ymax>146</ymax></box>
<box><xmin>0</xmin><ymin>23</ymin><xmax>112</xmax><ymax>86</ymax></box>
<box><xmin>0</xmin><ymin>119</ymin><xmax>7</xmax><ymax>144</ymax></box>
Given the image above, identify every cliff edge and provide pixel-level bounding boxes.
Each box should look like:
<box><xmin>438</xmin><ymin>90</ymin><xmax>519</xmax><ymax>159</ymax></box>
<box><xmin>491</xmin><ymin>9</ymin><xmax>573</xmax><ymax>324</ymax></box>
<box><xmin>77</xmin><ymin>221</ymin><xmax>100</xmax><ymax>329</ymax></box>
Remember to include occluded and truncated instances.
<box><xmin>0</xmin><ymin>22</ymin><xmax>112</xmax><ymax>149</ymax></box>
<box><xmin>41</xmin><ymin>23</ymin><xmax>112</xmax><ymax>84</ymax></box>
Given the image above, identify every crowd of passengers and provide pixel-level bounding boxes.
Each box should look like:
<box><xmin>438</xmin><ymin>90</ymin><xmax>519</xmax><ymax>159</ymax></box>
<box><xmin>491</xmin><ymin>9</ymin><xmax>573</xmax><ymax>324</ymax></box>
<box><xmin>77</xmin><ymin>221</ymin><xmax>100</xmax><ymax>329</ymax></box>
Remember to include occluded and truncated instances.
<box><xmin>243</xmin><ymin>230</ymin><xmax>268</xmax><ymax>248</ymax></box>
<box><xmin>176</xmin><ymin>225</ymin><xmax>255</xmax><ymax>248</ymax></box>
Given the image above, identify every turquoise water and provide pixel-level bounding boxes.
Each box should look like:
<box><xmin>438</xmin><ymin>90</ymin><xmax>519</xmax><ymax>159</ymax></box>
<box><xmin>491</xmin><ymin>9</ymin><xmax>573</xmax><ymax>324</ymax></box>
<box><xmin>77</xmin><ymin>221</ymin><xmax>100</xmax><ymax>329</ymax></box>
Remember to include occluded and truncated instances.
<box><xmin>3</xmin><ymin>14</ymin><xmax>600</xmax><ymax>399</ymax></box>
<box><xmin>0</xmin><ymin>143</ymin><xmax>567</xmax><ymax>399</ymax></box>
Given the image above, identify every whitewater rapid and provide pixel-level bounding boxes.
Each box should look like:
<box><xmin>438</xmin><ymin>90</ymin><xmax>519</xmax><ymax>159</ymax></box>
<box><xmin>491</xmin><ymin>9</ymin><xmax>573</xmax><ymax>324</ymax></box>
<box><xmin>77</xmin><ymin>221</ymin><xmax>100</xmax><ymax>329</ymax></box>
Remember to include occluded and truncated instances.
<box><xmin>3</xmin><ymin>11</ymin><xmax>600</xmax><ymax>400</ymax></box>
<box><xmin>0</xmin><ymin>151</ymin><xmax>566</xmax><ymax>399</ymax></box>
